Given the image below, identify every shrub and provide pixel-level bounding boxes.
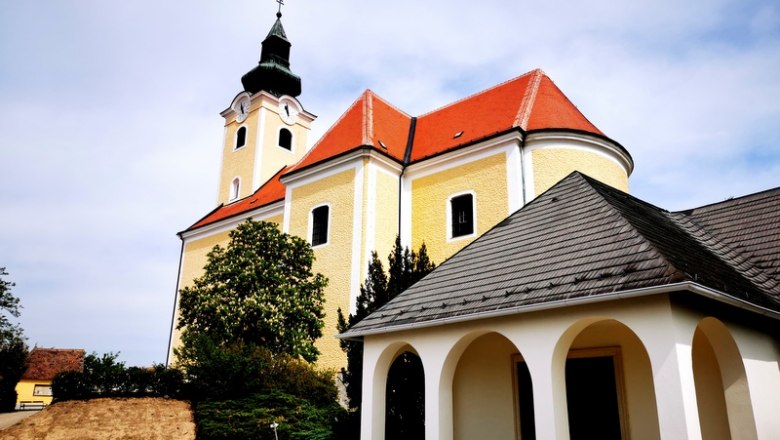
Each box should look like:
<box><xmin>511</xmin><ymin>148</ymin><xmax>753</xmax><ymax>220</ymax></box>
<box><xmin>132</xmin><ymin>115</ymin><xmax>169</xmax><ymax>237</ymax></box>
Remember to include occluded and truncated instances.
<box><xmin>51</xmin><ymin>371</ymin><xmax>90</xmax><ymax>401</ymax></box>
<box><xmin>0</xmin><ymin>338</ymin><xmax>27</xmax><ymax>412</ymax></box>
<box><xmin>0</xmin><ymin>384</ymin><xmax>18</xmax><ymax>413</ymax></box>
<box><xmin>52</xmin><ymin>353</ymin><xmax>185</xmax><ymax>402</ymax></box>
<box><xmin>176</xmin><ymin>333</ymin><xmax>273</xmax><ymax>401</ymax></box>
<box><xmin>195</xmin><ymin>391</ymin><xmax>348</xmax><ymax>440</ymax></box>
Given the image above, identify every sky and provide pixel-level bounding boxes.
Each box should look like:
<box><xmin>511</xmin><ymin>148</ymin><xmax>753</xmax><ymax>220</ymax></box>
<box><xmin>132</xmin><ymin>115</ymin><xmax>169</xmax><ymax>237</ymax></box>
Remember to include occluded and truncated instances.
<box><xmin>1</xmin><ymin>0</ymin><xmax>778</xmax><ymax>367</ymax></box>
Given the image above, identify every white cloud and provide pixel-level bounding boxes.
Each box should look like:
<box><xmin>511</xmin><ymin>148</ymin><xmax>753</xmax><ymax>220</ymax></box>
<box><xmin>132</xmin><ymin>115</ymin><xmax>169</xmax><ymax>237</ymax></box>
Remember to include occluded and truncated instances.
<box><xmin>0</xmin><ymin>0</ymin><xmax>778</xmax><ymax>365</ymax></box>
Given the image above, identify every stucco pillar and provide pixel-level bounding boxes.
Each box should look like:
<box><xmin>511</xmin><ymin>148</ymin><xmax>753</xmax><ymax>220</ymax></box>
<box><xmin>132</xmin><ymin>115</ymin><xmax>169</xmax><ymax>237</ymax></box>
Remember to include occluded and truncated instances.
<box><xmin>505</xmin><ymin>325</ymin><xmax>571</xmax><ymax>440</ymax></box>
<box><xmin>425</xmin><ymin>358</ymin><xmax>451</xmax><ymax>440</ymax></box>
<box><xmin>633</xmin><ymin>305</ymin><xmax>703</xmax><ymax>439</ymax></box>
<box><xmin>417</xmin><ymin>333</ymin><xmax>456</xmax><ymax>440</ymax></box>
<box><xmin>361</xmin><ymin>339</ymin><xmax>388</xmax><ymax>440</ymax></box>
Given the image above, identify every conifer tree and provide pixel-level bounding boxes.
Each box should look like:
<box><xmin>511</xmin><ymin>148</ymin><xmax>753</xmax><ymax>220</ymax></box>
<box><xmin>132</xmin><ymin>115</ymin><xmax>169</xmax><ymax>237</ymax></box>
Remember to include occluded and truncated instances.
<box><xmin>0</xmin><ymin>268</ymin><xmax>27</xmax><ymax>412</ymax></box>
<box><xmin>337</xmin><ymin>237</ymin><xmax>435</xmax><ymax>431</ymax></box>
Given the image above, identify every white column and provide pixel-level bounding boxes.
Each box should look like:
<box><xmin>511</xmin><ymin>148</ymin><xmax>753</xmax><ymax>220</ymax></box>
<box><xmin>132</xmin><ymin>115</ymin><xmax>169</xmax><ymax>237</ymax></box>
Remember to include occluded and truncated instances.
<box><xmin>417</xmin><ymin>334</ymin><xmax>456</xmax><ymax>440</ymax></box>
<box><xmin>505</xmin><ymin>324</ymin><xmax>571</xmax><ymax>440</ymax></box>
<box><xmin>634</xmin><ymin>308</ymin><xmax>703</xmax><ymax>439</ymax></box>
<box><xmin>361</xmin><ymin>339</ymin><xmax>387</xmax><ymax>440</ymax></box>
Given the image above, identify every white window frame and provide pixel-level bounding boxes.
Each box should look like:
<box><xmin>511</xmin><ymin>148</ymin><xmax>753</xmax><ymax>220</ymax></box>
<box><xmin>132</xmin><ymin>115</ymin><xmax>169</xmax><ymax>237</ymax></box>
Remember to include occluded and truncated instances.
<box><xmin>277</xmin><ymin>126</ymin><xmax>294</xmax><ymax>152</ymax></box>
<box><xmin>446</xmin><ymin>190</ymin><xmax>477</xmax><ymax>241</ymax></box>
<box><xmin>33</xmin><ymin>384</ymin><xmax>53</xmax><ymax>396</ymax></box>
<box><xmin>234</xmin><ymin>125</ymin><xmax>248</xmax><ymax>151</ymax></box>
<box><xmin>230</xmin><ymin>177</ymin><xmax>241</xmax><ymax>201</ymax></box>
<box><xmin>309</xmin><ymin>203</ymin><xmax>331</xmax><ymax>248</ymax></box>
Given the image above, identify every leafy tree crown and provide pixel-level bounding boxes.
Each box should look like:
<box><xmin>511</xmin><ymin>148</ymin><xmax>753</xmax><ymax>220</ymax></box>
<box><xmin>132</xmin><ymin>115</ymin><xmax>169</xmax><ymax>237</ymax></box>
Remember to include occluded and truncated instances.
<box><xmin>177</xmin><ymin>220</ymin><xmax>327</xmax><ymax>363</ymax></box>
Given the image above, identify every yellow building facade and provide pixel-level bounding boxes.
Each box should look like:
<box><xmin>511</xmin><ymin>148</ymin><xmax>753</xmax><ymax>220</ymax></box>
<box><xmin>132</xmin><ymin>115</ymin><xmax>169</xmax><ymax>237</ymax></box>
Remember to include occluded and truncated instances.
<box><xmin>166</xmin><ymin>14</ymin><xmax>634</xmax><ymax>372</ymax></box>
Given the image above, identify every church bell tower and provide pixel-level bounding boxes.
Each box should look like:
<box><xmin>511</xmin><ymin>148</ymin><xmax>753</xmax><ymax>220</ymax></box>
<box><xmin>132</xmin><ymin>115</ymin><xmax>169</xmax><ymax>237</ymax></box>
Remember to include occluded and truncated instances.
<box><xmin>216</xmin><ymin>9</ymin><xmax>314</xmax><ymax>205</ymax></box>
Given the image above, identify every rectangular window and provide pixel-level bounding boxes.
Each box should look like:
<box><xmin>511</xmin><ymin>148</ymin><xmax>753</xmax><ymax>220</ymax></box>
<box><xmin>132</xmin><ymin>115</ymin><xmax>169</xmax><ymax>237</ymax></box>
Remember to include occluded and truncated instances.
<box><xmin>33</xmin><ymin>384</ymin><xmax>53</xmax><ymax>396</ymax></box>
<box><xmin>311</xmin><ymin>205</ymin><xmax>329</xmax><ymax>246</ymax></box>
<box><xmin>451</xmin><ymin>193</ymin><xmax>474</xmax><ymax>237</ymax></box>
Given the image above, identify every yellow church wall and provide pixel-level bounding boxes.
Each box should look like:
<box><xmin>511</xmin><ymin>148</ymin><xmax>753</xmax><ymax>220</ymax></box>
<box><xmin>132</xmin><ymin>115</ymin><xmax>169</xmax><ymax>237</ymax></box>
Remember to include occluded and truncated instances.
<box><xmin>265</xmin><ymin>214</ymin><xmax>283</xmax><ymax>228</ymax></box>
<box><xmin>288</xmin><ymin>168</ymin><xmax>357</xmax><ymax>371</ymax></box>
<box><xmin>531</xmin><ymin>148</ymin><xmax>629</xmax><ymax>196</ymax></box>
<box><xmin>168</xmin><ymin>230</ymin><xmax>232</xmax><ymax>361</ymax></box>
<box><xmin>259</xmin><ymin>117</ymin><xmax>310</xmax><ymax>186</ymax></box>
<box><xmin>169</xmin><ymin>214</ymin><xmax>285</xmax><ymax>362</ymax></box>
<box><xmin>218</xmin><ymin>116</ymin><xmax>257</xmax><ymax>204</ymax></box>
<box><xmin>15</xmin><ymin>380</ymin><xmax>53</xmax><ymax>406</ymax></box>
<box><xmin>410</xmin><ymin>153</ymin><xmax>509</xmax><ymax>265</ymax></box>
<box><xmin>372</xmin><ymin>168</ymin><xmax>400</xmax><ymax>264</ymax></box>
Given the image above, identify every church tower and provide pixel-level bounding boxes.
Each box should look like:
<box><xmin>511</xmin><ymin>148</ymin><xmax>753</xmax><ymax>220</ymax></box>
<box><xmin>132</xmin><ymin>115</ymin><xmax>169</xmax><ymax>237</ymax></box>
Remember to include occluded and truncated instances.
<box><xmin>216</xmin><ymin>11</ymin><xmax>315</xmax><ymax>205</ymax></box>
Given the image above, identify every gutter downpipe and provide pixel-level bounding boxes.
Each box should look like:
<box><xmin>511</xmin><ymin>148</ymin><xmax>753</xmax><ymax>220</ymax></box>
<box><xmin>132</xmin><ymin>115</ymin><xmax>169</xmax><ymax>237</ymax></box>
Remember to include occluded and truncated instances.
<box><xmin>518</xmin><ymin>129</ymin><xmax>528</xmax><ymax>207</ymax></box>
<box><xmin>165</xmin><ymin>236</ymin><xmax>186</xmax><ymax>367</ymax></box>
<box><xmin>398</xmin><ymin>117</ymin><xmax>417</xmax><ymax>244</ymax></box>
<box><xmin>338</xmin><ymin>282</ymin><xmax>780</xmax><ymax>340</ymax></box>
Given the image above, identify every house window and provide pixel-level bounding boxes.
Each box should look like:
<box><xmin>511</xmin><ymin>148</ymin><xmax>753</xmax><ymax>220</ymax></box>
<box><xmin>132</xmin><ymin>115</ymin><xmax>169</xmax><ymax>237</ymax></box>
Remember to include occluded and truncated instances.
<box><xmin>33</xmin><ymin>384</ymin><xmax>53</xmax><ymax>396</ymax></box>
<box><xmin>279</xmin><ymin>128</ymin><xmax>292</xmax><ymax>150</ymax></box>
<box><xmin>311</xmin><ymin>205</ymin><xmax>329</xmax><ymax>246</ymax></box>
<box><xmin>230</xmin><ymin>177</ymin><xmax>240</xmax><ymax>201</ymax></box>
<box><xmin>450</xmin><ymin>193</ymin><xmax>474</xmax><ymax>238</ymax></box>
<box><xmin>235</xmin><ymin>126</ymin><xmax>247</xmax><ymax>149</ymax></box>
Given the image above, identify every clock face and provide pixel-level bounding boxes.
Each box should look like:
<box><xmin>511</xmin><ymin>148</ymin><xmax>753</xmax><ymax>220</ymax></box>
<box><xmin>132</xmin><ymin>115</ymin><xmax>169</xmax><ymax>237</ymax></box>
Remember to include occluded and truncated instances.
<box><xmin>279</xmin><ymin>97</ymin><xmax>300</xmax><ymax>125</ymax></box>
<box><xmin>235</xmin><ymin>98</ymin><xmax>250</xmax><ymax>122</ymax></box>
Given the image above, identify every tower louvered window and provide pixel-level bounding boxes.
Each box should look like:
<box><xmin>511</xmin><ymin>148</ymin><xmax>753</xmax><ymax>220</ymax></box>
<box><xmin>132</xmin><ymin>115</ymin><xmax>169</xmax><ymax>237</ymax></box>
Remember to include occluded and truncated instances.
<box><xmin>279</xmin><ymin>128</ymin><xmax>292</xmax><ymax>150</ymax></box>
<box><xmin>236</xmin><ymin>127</ymin><xmax>247</xmax><ymax>149</ymax></box>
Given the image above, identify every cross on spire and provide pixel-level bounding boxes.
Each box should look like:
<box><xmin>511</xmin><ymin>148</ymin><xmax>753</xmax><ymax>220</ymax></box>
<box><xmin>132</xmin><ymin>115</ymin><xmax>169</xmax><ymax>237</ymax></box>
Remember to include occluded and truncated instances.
<box><xmin>276</xmin><ymin>0</ymin><xmax>284</xmax><ymax>17</ymax></box>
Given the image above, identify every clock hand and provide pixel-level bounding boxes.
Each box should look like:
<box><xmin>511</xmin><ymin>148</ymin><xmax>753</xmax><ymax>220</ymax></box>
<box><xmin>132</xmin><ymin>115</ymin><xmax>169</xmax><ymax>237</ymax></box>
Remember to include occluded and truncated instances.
<box><xmin>284</xmin><ymin>104</ymin><xmax>290</xmax><ymax>117</ymax></box>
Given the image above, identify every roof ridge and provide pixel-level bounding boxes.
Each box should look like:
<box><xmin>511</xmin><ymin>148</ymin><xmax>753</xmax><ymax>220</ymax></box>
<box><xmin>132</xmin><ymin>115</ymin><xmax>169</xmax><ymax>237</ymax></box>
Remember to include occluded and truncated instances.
<box><xmin>533</xmin><ymin>75</ymin><xmax>605</xmax><ymax>136</ymax></box>
<box><xmin>677</xmin><ymin>185</ymin><xmax>780</xmax><ymax>214</ymax></box>
<box><xmin>672</xmin><ymin>212</ymin><xmax>780</xmax><ymax>296</ymax></box>
<box><xmin>367</xmin><ymin>89</ymin><xmax>413</xmax><ymax>118</ymax></box>
<box><xmin>514</xmin><ymin>69</ymin><xmax>544</xmax><ymax>129</ymax></box>
<box><xmin>363</xmin><ymin>90</ymin><xmax>374</xmax><ymax>145</ymax></box>
<box><xmin>583</xmin><ymin>174</ymin><xmax>779</xmax><ymax>305</ymax></box>
<box><xmin>416</xmin><ymin>69</ymin><xmax>540</xmax><ymax>118</ymax></box>
<box><xmin>287</xmin><ymin>92</ymin><xmax>368</xmax><ymax>173</ymax></box>
<box><xmin>570</xmin><ymin>174</ymin><xmax>686</xmax><ymax>280</ymax></box>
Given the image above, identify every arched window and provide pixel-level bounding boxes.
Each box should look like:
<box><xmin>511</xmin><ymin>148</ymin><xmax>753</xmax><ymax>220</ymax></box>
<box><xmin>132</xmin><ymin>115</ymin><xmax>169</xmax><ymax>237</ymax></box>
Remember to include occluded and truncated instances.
<box><xmin>235</xmin><ymin>126</ymin><xmax>247</xmax><ymax>150</ymax></box>
<box><xmin>278</xmin><ymin>128</ymin><xmax>292</xmax><ymax>150</ymax></box>
<box><xmin>311</xmin><ymin>205</ymin><xmax>329</xmax><ymax>246</ymax></box>
<box><xmin>450</xmin><ymin>193</ymin><xmax>474</xmax><ymax>238</ymax></box>
<box><xmin>230</xmin><ymin>177</ymin><xmax>240</xmax><ymax>201</ymax></box>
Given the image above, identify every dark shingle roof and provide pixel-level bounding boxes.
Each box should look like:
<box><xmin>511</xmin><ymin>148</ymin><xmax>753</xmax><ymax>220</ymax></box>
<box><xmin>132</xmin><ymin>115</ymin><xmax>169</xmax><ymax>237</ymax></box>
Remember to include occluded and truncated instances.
<box><xmin>682</xmin><ymin>188</ymin><xmax>780</xmax><ymax>286</ymax></box>
<box><xmin>344</xmin><ymin>173</ymin><xmax>780</xmax><ymax>336</ymax></box>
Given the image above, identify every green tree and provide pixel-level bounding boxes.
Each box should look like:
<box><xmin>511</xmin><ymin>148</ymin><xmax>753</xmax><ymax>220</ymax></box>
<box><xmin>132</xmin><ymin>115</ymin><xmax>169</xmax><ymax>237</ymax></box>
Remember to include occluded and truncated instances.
<box><xmin>176</xmin><ymin>219</ymin><xmax>327</xmax><ymax>363</ymax></box>
<box><xmin>0</xmin><ymin>268</ymin><xmax>27</xmax><ymax>412</ymax></box>
<box><xmin>337</xmin><ymin>237</ymin><xmax>435</xmax><ymax>432</ymax></box>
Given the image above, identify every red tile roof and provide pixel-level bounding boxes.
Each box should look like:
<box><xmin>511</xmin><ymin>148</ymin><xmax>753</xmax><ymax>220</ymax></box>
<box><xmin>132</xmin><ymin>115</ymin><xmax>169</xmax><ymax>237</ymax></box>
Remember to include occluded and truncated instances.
<box><xmin>22</xmin><ymin>348</ymin><xmax>85</xmax><ymax>381</ymax></box>
<box><xmin>289</xmin><ymin>90</ymin><xmax>411</xmax><ymax>172</ymax></box>
<box><xmin>289</xmin><ymin>69</ymin><xmax>606</xmax><ymax>168</ymax></box>
<box><xmin>188</xmin><ymin>166</ymin><xmax>289</xmax><ymax>230</ymax></box>
<box><xmin>412</xmin><ymin>69</ymin><xmax>603</xmax><ymax>161</ymax></box>
<box><xmin>187</xmin><ymin>69</ymin><xmax>613</xmax><ymax>231</ymax></box>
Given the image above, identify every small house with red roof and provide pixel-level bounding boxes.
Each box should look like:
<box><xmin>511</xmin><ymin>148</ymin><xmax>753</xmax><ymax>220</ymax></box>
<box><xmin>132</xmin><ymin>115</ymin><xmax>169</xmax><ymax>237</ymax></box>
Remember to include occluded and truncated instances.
<box><xmin>15</xmin><ymin>348</ymin><xmax>84</xmax><ymax>407</ymax></box>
